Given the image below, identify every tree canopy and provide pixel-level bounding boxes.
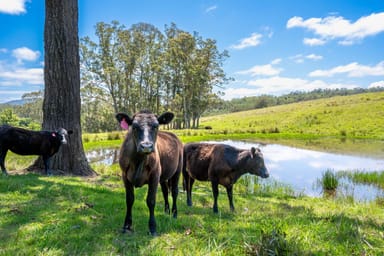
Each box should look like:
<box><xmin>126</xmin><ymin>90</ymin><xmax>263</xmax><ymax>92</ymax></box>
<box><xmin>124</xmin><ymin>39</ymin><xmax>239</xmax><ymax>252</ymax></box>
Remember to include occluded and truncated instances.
<box><xmin>80</xmin><ymin>21</ymin><xmax>230</xmax><ymax>131</ymax></box>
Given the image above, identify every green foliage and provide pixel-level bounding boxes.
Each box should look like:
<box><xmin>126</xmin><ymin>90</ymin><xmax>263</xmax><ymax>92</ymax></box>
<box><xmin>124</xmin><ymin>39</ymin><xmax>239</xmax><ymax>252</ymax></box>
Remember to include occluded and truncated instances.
<box><xmin>319</xmin><ymin>169</ymin><xmax>340</xmax><ymax>191</ymax></box>
<box><xmin>338</xmin><ymin>170</ymin><xmax>384</xmax><ymax>189</ymax></box>
<box><xmin>0</xmin><ymin>108</ymin><xmax>40</xmax><ymax>129</ymax></box>
<box><xmin>80</xmin><ymin>21</ymin><xmax>230</xmax><ymax>131</ymax></box>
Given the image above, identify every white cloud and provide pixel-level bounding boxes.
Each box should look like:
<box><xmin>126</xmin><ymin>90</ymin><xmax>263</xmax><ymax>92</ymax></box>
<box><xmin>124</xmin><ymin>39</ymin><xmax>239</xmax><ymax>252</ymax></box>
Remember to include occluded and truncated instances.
<box><xmin>0</xmin><ymin>68</ymin><xmax>43</xmax><ymax>85</ymax></box>
<box><xmin>231</xmin><ymin>33</ymin><xmax>262</xmax><ymax>49</ymax></box>
<box><xmin>236</xmin><ymin>59</ymin><xmax>282</xmax><ymax>76</ymax></box>
<box><xmin>0</xmin><ymin>0</ymin><xmax>28</xmax><ymax>15</ymax></box>
<box><xmin>222</xmin><ymin>76</ymin><xmax>359</xmax><ymax>100</ymax></box>
<box><xmin>303</xmin><ymin>38</ymin><xmax>326</xmax><ymax>46</ymax></box>
<box><xmin>306</xmin><ymin>54</ymin><xmax>323</xmax><ymax>61</ymax></box>
<box><xmin>221</xmin><ymin>87</ymin><xmax>262</xmax><ymax>100</ymax></box>
<box><xmin>223</xmin><ymin>76</ymin><xmax>359</xmax><ymax>100</ymax></box>
<box><xmin>287</xmin><ymin>12</ymin><xmax>384</xmax><ymax>45</ymax></box>
<box><xmin>309</xmin><ymin>61</ymin><xmax>384</xmax><ymax>77</ymax></box>
<box><xmin>369</xmin><ymin>80</ymin><xmax>384</xmax><ymax>88</ymax></box>
<box><xmin>12</xmin><ymin>47</ymin><xmax>40</xmax><ymax>63</ymax></box>
<box><xmin>236</xmin><ymin>64</ymin><xmax>281</xmax><ymax>76</ymax></box>
<box><xmin>291</xmin><ymin>54</ymin><xmax>323</xmax><ymax>63</ymax></box>
<box><xmin>205</xmin><ymin>5</ymin><xmax>217</xmax><ymax>13</ymax></box>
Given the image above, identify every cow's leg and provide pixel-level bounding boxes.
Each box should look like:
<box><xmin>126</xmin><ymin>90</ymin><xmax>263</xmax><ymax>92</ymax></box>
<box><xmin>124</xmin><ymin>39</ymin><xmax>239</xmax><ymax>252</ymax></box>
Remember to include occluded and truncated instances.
<box><xmin>43</xmin><ymin>156</ymin><xmax>51</xmax><ymax>176</ymax></box>
<box><xmin>122</xmin><ymin>180</ymin><xmax>134</xmax><ymax>233</ymax></box>
<box><xmin>0</xmin><ymin>149</ymin><xmax>8</xmax><ymax>175</ymax></box>
<box><xmin>170</xmin><ymin>170</ymin><xmax>181</xmax><ymax>218</ymax></box>
<box><xmin>226</xmin><ymin>185</ymin><xmax>235</xmax><ymax>212</ymax></box>
<box><xmin>211</xmin><ymin>180</ymin><xmax>220</xmax><ymax>213</ymax></box>
<box><xmin>147</xmin><ymin>179</ymin><xmax>159</xmax><ymax>236</ymax></box>
<box><xmin>185</xmin><ymin>174</ymin><xmax>195</xmax><ymax>207</ymax></box>
<box><xmin>160</xmin><ymin>181</ymin><xmax>170</xmax><ymax>215</ymax></box>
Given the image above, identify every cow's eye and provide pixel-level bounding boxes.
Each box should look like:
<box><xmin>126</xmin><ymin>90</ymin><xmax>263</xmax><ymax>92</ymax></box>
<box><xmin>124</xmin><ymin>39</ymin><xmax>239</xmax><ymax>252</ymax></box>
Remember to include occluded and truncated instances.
<box><xmin>132</xmin><ymin>123</ymin><xmax>140</xmax><ymax>131</ymax></box>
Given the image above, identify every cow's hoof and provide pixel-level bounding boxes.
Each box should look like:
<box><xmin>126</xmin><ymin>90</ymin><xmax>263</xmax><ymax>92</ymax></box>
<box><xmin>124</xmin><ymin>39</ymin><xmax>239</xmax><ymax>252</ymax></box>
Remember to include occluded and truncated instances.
<box><xmin>148</xmin><ymin>231</ymin><xmax>158</xmax><ymax>236</ymax></box>
<box><xmin>121</xmin><ymin>227</ymin><xmax>133</xmax><ymax>234</ymax></box>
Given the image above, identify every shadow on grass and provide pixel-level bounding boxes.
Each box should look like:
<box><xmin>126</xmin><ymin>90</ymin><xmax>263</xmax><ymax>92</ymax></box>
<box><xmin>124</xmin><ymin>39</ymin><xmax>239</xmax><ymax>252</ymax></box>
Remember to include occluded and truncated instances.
<box><xmin>0</xmin><ymin>173</ymin><xmax>158</xmax><ymax>255</ymax></box>
<box><xmin>1</xmin><ymin>173</ymin><xmax>382</xmax><ymax>255</ymax></box>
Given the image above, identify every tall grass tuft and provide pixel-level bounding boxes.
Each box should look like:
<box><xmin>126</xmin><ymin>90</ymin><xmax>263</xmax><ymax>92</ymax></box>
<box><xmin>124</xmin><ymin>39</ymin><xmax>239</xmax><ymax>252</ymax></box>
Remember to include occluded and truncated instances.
<box><xmin>319</xmin><ymin>169</ymin><xmax>339</xmax><ymax>192</ymax></box>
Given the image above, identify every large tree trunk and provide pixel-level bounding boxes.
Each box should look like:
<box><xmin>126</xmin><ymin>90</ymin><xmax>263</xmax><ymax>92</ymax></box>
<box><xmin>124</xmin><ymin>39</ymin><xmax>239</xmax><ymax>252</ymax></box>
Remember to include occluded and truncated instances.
<box><xmin>29</xmin><ymin>0</ymin><xmax>96</xmax><ymax>176</ymax></box>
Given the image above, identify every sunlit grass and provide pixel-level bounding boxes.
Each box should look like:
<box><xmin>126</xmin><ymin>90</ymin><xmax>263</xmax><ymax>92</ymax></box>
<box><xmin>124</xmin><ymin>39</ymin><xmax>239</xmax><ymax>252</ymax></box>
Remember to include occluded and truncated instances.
<box><xmin>1</xmin><ymin>158</ymin><xmax>384</xmax><ymax>255</ymax></box>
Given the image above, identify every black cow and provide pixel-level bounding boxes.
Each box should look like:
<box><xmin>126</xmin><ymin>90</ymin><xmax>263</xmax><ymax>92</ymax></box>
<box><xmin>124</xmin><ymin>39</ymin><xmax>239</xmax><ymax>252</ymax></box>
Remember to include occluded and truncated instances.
<box><xmin>0</xmin><ymin>125</ymin><xmax>72</xmax><ymax>175</ymax></box>
<box><xmin>183</xmin><ymin>142</ymin><xmax>269</xmax><ymax>213</ymax></box>
<box><xmin>116</xmin><ymin>110</ymin><xmax>183</xmax><ymax>236</ymax></box>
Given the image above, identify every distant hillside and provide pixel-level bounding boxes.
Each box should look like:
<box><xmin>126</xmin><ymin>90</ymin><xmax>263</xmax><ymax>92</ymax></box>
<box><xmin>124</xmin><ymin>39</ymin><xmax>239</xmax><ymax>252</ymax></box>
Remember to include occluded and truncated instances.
<box><xmin>0</xmin><ymin>99</ymin><xmax>30</xmax><ymax>106</ymax></box>
<box><xmin>200</xmin><ymin>91</ymin><xmax>384</xmax><ymax>139</ymax></box>
<box><xmin>206</xmin><ymin>87</ymin><xmax>384</xmax><ymax>116</ymax></box>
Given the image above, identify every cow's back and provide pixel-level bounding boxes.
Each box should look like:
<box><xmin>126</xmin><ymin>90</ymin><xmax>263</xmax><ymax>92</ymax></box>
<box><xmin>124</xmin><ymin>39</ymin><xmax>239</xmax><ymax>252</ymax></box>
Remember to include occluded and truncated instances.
<box><xmin>156</xmin><ymin>131</ymin><xmax>183</xmax><ymax>181</ymax></box>
<box><xmin>184</xmin><ymin>143</ymin><xmax>217</xmax><ymax>181</ymax></box>
<box><xmin>0</xmin><ymin>126</ymin><xmax>51</xmax><ymax>155</ymax></box>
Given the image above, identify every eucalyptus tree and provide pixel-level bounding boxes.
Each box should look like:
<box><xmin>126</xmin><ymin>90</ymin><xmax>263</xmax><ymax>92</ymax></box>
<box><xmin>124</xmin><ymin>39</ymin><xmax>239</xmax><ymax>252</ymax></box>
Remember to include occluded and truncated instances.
<box><xmin>80</xmin><ymin>21</ymin><xmax>230</xmax><ymax>129</ymax></box>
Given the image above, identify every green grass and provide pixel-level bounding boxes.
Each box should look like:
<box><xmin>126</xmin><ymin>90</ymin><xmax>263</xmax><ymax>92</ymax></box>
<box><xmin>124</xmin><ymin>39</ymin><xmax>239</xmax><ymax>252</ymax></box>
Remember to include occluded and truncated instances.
<box><xmin>338</xmin><ymin>170</ymin><xmax>384</xmax><ymax>189</ymax></box>
<box><xmin>318</xmin><ymin>169</ymin><xmax>340</xmax><ymax>192</ymax></box>
<box><xmin>1</xmin><ymin>168</ymin><xmax>383</xmax><ymax>255</ymax></box>
<box><xmin>197</xmin><ymin>91</ymin><xmax>384</xmax><ymax>139</ymax></box>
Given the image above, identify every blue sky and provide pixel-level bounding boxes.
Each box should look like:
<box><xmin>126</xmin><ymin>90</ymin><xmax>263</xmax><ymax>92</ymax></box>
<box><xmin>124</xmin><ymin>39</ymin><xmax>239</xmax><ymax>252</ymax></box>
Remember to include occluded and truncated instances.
<box><xmin>0</xmin><ymin>0</ymin><xmax>383</xmax><ymax>103</ymax></box>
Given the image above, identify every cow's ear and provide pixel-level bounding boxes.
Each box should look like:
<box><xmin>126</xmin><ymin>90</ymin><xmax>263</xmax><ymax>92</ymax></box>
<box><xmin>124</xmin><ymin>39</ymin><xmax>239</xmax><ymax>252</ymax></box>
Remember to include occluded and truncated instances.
<box><xmin>116</xmin><ymin>113</ymin><xmax>132</xmax><ymax>130</ymax></box>
<box><xmin>158</xmin><ymin>112</ymin><xmax>174</xmax><ymax>125</ymax></box>
<box><xmin>250</xmin><ymin>147</ymin><xmax>256</xmax><ymax>158</ymax></box>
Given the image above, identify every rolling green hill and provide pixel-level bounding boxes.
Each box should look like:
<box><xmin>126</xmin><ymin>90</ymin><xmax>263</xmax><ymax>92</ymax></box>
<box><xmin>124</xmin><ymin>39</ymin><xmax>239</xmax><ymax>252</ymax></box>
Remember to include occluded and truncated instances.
<box><xmin>199</xmin><ymin>91</ymin><xmax>384</xmax><ymax>139</ymax></box>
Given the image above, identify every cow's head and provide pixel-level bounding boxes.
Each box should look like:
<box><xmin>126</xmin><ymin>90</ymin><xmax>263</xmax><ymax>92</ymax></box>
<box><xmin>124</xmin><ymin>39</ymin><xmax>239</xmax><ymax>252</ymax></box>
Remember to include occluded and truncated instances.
<box><xmin>116</xmin><ymin>110</ymin><xmax>174</xmax><ymax>154</ymax></box>
<box><xmin>247</xmin><ymin>147</ymin><xmax>269</xmax><ymax>178</ymax></box>
<box><xmin>54</xmin><ymin>128</ymin><xmax>73</xmax><ymax>145</ymax></box>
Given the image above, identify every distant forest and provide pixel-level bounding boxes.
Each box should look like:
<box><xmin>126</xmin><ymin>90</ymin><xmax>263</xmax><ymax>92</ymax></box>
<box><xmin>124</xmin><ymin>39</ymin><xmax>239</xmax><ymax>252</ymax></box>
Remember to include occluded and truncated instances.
<box><xmin>205</xmin><ymin>87</ymin><xmax>384</xmax><ymax>116</ymax></box>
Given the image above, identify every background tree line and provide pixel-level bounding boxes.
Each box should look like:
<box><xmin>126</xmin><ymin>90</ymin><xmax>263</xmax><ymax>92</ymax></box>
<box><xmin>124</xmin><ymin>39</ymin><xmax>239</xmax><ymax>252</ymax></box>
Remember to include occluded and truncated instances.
<box><xmin>79</xmin><ymin>21</ymin><xmax>230</xmax><ymax>132</ymax></box>
<box><xmin>5</xmin><ymin>86</ymin><xmax>383</xmax><ymax>133</ymax></box>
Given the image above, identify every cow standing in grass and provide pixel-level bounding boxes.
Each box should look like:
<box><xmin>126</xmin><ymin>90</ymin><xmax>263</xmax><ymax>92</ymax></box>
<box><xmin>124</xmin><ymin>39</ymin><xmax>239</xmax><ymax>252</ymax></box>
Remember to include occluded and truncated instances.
<box><xmin>183</xmin><ymin>142</ymin><xmax>269</xmax><ymax>213</ymax></box>
<box><xmin>116</xmin><ymin>110</ymin><xmax>183</xmax><ymax>236</ymax></box>
<box><xmin>0</xmin><ymin>125</ymin><xmax>72</xmax><ymax>175</ymax></box>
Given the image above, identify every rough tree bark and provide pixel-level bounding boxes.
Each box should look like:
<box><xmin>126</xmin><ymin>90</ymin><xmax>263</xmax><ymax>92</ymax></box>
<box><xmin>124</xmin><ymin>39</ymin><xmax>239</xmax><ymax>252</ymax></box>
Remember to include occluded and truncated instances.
<box><xmin>29</xmin><ymin>0</ymin><xmax>96</xmax><ymax>176</ymax></box>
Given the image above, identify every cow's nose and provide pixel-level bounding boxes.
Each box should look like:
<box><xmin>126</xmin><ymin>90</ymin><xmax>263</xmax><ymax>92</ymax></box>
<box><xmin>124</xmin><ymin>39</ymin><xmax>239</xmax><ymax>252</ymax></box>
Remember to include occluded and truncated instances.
<box><xmin>263</xmin><ymin>170</ymin><xmax>269</xmax><ymax>178</ymax></box>
<box><xmin>139</xmin><ymin>141</ymin><xmax>154</xmax><ymax>153</ymax></box>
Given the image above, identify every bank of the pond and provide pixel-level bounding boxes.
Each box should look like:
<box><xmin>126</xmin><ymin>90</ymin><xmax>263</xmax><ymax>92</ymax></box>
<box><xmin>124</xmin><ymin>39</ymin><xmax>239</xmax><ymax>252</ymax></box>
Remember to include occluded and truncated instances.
<box><xmin>83</xmin><ymin>131</ymin><xmax>384</xmax><ymax>159</ymax></box>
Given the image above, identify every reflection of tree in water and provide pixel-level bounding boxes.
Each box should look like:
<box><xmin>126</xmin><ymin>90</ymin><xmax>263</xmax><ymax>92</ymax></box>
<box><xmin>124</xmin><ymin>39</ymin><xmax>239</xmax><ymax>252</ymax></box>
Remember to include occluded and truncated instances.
<box><xmin>86</xmin><ymin>148</ymin><xmax>120</xmax><ymax>165</ymax></box>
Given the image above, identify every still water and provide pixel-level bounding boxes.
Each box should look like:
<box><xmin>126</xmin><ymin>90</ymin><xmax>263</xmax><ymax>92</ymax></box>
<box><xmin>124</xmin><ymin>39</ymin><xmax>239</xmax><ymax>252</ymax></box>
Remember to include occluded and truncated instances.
<box><xmin>210</xmin><ymin>140</ymin><xmax>384</xmax><ymax>201</ymax></box>
<box><xmin>87</xmin><ymin>140</ymin><xmax>384</xmax><ymax>201</ymax></box>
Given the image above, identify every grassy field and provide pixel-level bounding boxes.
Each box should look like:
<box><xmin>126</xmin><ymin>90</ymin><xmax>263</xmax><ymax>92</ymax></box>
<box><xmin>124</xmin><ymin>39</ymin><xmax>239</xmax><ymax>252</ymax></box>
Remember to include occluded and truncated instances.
<box><xmin>1</xmin><ymin>168</ymin><xmax>383</xmax><ymax>255</ymax></box>
<box><xmin>1</xmin><ymin>92</ymin><xmax>384</xmax><ymax>255</ymax></box>
<box><xmin>197</xmin><ymin>91</ymin><xmax>384</xmax><ymax>139</ymax></box>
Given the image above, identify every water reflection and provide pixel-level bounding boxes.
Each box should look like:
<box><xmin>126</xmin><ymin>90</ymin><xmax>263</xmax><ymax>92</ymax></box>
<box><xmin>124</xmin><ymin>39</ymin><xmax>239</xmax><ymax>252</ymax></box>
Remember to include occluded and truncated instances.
<box><xmin>204</xmin><ymin>140</ymin><xmax>384</xmax><ymax>202</ymax></box>
<box><xmin>86</xmin><ymin>147</ymin><xmax>119</xmax><ymax>165</ymax></box>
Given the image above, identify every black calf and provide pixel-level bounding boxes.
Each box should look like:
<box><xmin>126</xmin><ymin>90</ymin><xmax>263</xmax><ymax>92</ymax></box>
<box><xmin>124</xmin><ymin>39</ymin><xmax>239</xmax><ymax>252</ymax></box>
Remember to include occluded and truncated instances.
<box><xmin>0</xmin><ymin>125</ymin><xmax>72</xmax><ymax>175</ymax></box>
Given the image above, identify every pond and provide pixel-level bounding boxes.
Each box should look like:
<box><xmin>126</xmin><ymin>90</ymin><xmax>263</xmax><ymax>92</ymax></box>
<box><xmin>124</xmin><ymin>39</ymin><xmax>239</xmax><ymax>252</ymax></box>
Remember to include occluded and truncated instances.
<box><xmin>86</xmin><ymin>140</ymin><xmax>384</xmax><ymax>202</ymax></box>
<box><xmin>209</xmin><ymin>140</ymin><xmax>384</xmax><ymax>202</ymax></box>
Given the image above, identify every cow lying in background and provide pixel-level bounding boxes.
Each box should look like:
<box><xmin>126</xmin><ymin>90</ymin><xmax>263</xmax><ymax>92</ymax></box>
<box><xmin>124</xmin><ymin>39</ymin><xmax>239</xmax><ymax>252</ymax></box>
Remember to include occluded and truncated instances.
<box><xmin>183</xmin><ymin>142</ymin><xmax>269</xmax><ymax>213</ymax></box>
<box><xmin>116</xmin><ymin>110</ymin><xmax>183</xmax><ymax>236</ymax></box>
<box><xmin>0</xmin><ymin>125</ymin><xmax>72</xmax><ymax>175</ymax></box>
